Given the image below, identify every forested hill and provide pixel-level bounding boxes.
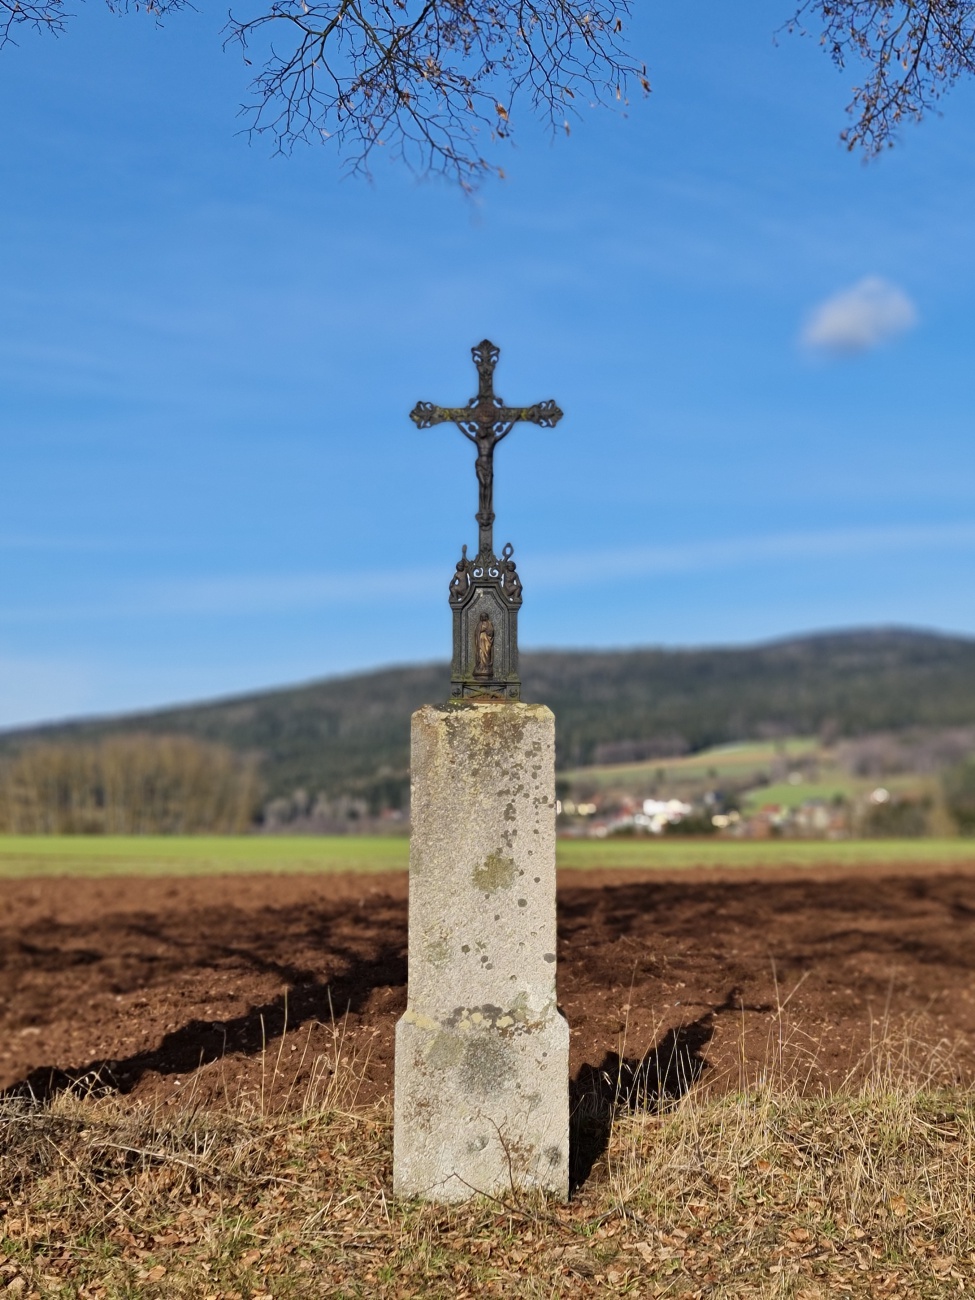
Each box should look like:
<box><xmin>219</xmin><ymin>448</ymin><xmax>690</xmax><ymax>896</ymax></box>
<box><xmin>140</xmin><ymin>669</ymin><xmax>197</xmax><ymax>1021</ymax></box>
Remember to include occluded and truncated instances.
<box><xmin>4</xmin><ymin>627</ymin><xmax>975</xmax><ymax>807</ymax></box>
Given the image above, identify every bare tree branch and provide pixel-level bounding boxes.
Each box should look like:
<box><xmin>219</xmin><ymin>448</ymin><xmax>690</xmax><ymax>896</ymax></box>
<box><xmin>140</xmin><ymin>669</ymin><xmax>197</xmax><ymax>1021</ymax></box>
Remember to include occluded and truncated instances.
<box><xmin>787</xmin><ymin>2</ymin><xmax>975</xmax><ymax>155</ymax></box>
<box><xmin>1</xmin><ymin>0</ymin><xmax>71</xmax><ymax>46</ymax></box>
<box><xmin>1</xmin><ymin>0</ymin><xmax>189</xmax><ymax>48</ymax></box>
<box><xmin>223</xmin><ymin>1</ymin><xmax>648</xmax><ymax>189</ymax></box>
<box><xmin>6</xmin><ymin>1</ymin><xmax>975</xmax><ymax>183</ymax></box>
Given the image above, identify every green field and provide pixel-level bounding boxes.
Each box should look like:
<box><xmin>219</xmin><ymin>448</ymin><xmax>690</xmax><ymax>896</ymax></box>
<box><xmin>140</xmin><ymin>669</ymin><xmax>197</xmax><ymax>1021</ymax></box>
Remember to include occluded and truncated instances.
<box><xmin>0</xmin><ymin>835</ymin><xmax>409</xmax><ymax>878</ymax></box>
<box><xmin>739</xmin><ymin>778</ymin><xmax>857</xmax><ymax>810</ymax></box>
<box><xmin>555</xmin><ymin>836</ymin><xmax>975</xmax><ymax>869</ymax></box>
<box><xmin>563</xmin><ymin>736</ymin><xmax>821</xmax><ymax>790</ymax></box>
<box><xmin>1</xmin><ymin>834</ymin><xmax>974</xmax><ymax>878</ymax></box>
<box><xmin>738</xmin><ymin>771</ymin><xmax>938</xmax><ymax>814</ymax></box>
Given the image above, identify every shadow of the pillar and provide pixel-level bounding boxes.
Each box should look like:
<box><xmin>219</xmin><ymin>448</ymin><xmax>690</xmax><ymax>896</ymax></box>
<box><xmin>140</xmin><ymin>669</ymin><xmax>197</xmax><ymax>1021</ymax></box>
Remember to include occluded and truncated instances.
<box><xmin>569</xmin><ymin>988</ymin><xmax>756</xmax><ymax>1191</ymax></box>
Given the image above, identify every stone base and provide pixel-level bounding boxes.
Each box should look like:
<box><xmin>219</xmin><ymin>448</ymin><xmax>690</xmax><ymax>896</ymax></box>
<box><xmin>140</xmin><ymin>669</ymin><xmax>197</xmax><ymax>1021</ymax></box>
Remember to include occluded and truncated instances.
<box><xmin>393</xmin><ymin>701</ymin><xmax>569</xmax><ymax>1203</ymax></box>
<box><xmin>394</xmin><ymin>1011</ymin><xmax>569</xmax><ymax>1202</ymax></box>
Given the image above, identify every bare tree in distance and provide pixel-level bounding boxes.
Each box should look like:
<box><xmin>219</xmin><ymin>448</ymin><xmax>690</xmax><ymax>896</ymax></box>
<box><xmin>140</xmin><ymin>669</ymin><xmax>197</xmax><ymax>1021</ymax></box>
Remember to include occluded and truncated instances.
<box><xmin>3</xmin><ymin>1</ymin><xmax>974</xmax><ymax>187</ymax></box>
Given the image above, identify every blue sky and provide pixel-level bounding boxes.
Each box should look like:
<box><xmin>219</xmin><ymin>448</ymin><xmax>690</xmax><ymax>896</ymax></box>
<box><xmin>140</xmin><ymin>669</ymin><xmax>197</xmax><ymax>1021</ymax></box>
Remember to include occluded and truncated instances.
<box><xmin>2</xmin><ymin>2</ymin><xmax>975</xmax><ymax>728</ymax></box>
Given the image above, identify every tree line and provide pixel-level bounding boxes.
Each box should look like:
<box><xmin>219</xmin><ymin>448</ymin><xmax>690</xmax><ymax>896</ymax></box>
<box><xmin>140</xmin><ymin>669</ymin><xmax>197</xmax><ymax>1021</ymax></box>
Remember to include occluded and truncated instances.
<box><xmin>0</xmin><ymin>734</ymin><xmax>260</xmax><ymax>834</ymax></box>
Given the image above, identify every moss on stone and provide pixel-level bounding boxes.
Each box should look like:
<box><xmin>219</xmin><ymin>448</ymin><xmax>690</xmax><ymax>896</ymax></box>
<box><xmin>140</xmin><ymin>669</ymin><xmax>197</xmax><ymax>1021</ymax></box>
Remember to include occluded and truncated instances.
<box><xmin>472</xmin><ymin>850</ymin><xmax>516</xmax><ymax>894</ymax></box>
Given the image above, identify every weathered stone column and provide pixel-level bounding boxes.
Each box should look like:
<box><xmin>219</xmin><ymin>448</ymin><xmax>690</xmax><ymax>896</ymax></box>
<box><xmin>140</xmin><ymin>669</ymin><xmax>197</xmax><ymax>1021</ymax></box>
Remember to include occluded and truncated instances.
<box><xmin>394</xmin><ymin>700</ymin><xmax>569</xmax><ymax>1202</ymax></box>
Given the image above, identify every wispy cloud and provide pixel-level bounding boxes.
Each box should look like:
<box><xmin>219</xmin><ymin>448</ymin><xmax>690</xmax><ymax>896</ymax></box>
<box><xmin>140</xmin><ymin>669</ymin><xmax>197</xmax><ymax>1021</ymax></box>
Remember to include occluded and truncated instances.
<box><xmin>2</xmin><ymin>523</ymin><xmax>975</xmax><ymax>624</ymax></box>
<box><xmin>800</xmin><ymin>277</ymin><xmax>917</xmax><ymax>356</ymax></box>
<box><xmin>143</xmin><ymin>570</ymin><xmax>445</xmax><ymax>616</ymax></box>
<box><xmin>534</xmin><ymin>523</ymin><xmax>975</xmax><ymax>585</ymax></box>
<box><xmin>0</xmin><ymin>568</ymin><xmax>443</xmax><ymax>624</ymax></box>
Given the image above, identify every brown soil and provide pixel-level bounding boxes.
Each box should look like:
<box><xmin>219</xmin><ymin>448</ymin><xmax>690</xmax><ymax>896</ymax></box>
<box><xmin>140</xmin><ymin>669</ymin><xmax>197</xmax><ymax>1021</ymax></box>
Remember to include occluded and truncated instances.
<box><xmin>2</xmin><ymin>862</ymin><xmax>974</xmax><ymax>1114</ymax></box>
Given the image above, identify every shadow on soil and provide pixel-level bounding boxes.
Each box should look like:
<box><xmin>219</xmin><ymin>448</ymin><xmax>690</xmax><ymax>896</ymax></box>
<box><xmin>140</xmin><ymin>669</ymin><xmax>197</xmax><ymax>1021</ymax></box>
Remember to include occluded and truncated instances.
<box><xmin>2</xmin><ymin>943</ymin><xmax>406</xmax><ymax>1105</ymax></box>
<box><xmin>569</xmin><ymin>988</ymin><xmax>769</xmax><ymax>1192</ymax></box>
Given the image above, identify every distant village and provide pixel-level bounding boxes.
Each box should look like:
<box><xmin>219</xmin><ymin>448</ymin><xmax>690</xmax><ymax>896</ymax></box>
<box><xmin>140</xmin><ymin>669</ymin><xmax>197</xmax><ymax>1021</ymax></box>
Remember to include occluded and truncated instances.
<box><xmin>558</xmin><ymin>788</ymin><xmax>892</xmax><ymax>840</ymax></box>
<box><xmin>554</xmin><ymin>727</ymin><xmax>975</xmax><ymax>840</ymax></box>
<box><xmin>228</xmin><ymin>728</ymin><xmax>975</xmax><ymax>838</ymax></box>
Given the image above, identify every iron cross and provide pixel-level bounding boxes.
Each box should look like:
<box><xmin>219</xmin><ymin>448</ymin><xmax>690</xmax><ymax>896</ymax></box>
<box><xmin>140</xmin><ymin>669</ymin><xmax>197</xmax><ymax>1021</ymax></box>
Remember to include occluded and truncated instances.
<box><xmin>410</xmin><ymin>339</ymin><xmax>563</xmax><ymax>560</ymax></box>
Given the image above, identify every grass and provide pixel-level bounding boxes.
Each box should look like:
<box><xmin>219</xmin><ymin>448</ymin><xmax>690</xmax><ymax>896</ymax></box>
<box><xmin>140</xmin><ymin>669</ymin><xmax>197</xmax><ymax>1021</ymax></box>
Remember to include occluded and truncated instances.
<box><xmin>0</xmin><ymin>835</ymin><xmax>410</xmax><ymax>879</ymax></box>
<box><xmin>562</xmin><ymin>737</ymin><xmax>821</xmax><ymax>791</ymax></box>
<box><xmin>738</xmin><ymin>773</ymin><xmax>943</xmax><ymax>816</ymax></box>
<box><xmin>2</xmin><ymin>834</ymin><xmax>975</xmax><ymax>879</ymax></box>
<box><xmin>740</xmin><ymin>779</ymin><xmax>864</xmax><ymax>811</ymax></box>
<box><xmin>554</xmin><ymin>837</ymin><xmax>975</xmax><ymax>871</ymax></box>
<box><xmin>1</xmin><ymin>1041</ymin><xmax>972</xmax><ymax>1297</ymax></box>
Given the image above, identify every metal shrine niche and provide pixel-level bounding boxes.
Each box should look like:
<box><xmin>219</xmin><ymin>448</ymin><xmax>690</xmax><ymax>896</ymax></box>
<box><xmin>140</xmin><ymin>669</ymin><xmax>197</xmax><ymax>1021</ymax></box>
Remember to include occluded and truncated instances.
<box><xmin>410</xmin><ymin>339</ymin><xmax>563</xmax><ymax>699</ymax></box>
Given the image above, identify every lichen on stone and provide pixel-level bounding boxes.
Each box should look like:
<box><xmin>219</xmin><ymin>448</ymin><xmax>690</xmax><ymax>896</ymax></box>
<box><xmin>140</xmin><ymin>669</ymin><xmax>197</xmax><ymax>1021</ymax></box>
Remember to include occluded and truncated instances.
<box><xmin>472</xmin><ymin>850</ymin><xmax>516</xmax><ymax>894</ymax></box>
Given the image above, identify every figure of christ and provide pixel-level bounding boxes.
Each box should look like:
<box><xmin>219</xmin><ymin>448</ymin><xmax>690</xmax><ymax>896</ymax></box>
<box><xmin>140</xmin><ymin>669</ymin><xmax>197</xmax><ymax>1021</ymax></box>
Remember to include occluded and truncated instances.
<box><xmin>473</xmin><ymin>441</ymin><xmax>495</xmax><ymax>525</ymax></box>
<box><xmin>473</xmin><ymin>612</ymin><xmax>495</xmax><ymax>677</ymax></box>
<box><xmin>409</xmin><ymin>340</ymin><xmax>563</xmax><ymax>561</ymax></box>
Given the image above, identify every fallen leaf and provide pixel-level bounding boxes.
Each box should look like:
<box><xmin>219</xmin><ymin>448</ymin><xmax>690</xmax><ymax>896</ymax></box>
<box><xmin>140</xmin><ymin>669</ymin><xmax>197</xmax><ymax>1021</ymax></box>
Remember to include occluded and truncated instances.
<box><xmin>562</xmin><ymin>1250</ymin><xmax>596</xmax><ymax>1278</ymax></box>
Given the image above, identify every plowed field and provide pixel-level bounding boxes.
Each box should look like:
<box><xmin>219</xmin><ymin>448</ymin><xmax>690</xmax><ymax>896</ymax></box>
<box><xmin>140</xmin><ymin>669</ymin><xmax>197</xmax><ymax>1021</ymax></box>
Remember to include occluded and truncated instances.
<box><xmin>2</xmin><ymin>862</ymin><xmax>973</xmax><ymax>1110</ymax></box>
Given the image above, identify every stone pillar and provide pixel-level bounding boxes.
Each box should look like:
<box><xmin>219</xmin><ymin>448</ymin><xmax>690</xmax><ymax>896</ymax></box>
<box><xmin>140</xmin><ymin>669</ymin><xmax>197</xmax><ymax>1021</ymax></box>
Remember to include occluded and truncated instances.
<box><xmin>394</xmin><ymin>701</ymin><xmax>569</xmax><ymax>1202</ymax></box>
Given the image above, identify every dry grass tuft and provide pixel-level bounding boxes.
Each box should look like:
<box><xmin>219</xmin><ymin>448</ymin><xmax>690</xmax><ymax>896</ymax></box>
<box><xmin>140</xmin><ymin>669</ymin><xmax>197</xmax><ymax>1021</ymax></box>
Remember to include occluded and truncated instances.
<box><xmin>1</xmin><ymin>1026</ymin><xmax>973</xmax><ymax>1298</ymax></box>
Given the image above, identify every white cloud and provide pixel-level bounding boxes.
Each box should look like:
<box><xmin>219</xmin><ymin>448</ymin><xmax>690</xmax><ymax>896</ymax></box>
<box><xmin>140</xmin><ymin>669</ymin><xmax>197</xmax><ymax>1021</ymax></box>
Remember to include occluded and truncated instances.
<box><xmin>801</xmin><ymin>277</ymin><xmax>917</xmax><ymax>355</ymax></box>
<box><xmin>534</xmin><ymin>523</ymin><xmax>975</xmax><ymax>586</ymax></box>
<box><xmin>5</xmin><ymin>524</ymin><xmax>975</xmax><ymax>625</ymax></box>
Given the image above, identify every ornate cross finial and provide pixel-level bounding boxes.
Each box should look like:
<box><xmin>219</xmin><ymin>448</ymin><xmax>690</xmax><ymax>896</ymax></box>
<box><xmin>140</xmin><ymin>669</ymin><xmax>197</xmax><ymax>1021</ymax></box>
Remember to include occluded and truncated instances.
<box><xmin>410</xmin><ymin>340</ymin><xmax>562</xmax><ymax>700</ymax></box>
<box><xmin>410</xmin><ymin>339</ymin><xmax>563</xmax><ymax>561</ymax></box>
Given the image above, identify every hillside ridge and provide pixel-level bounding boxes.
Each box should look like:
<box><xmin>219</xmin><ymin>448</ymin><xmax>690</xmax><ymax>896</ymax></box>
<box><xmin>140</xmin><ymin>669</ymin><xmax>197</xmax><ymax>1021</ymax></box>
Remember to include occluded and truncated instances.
<box><xmin>3</xmin><ymin>626</ymin><xmax>975</xmax><ymax>810</ymax></box>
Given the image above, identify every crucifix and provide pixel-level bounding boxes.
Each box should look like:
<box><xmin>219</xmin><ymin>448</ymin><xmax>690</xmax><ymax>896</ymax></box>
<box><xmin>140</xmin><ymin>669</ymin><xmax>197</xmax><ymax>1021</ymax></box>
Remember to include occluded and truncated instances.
<box><xmin>396</xmin><ymin>343</ymin><xmax>570</xmax><ymax>1204</ymax></box>
<box><xmin>409</xmin><ymin>340</ymin><xmax>564</xmax><ymax>700</ymax></box>
<box><xmin>410</xmin><ymin>339</ymin><xmax>563</xmax><ymax>561</ymax></box>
